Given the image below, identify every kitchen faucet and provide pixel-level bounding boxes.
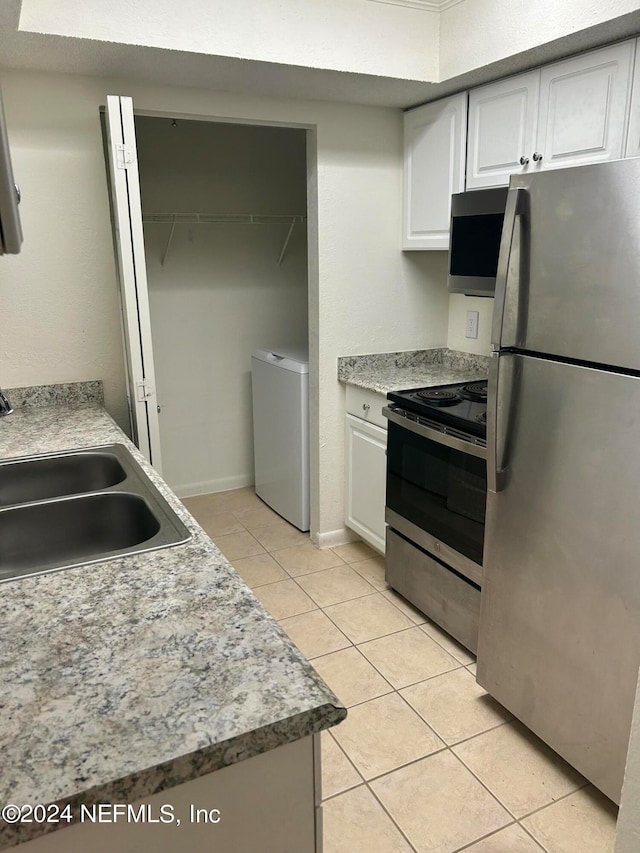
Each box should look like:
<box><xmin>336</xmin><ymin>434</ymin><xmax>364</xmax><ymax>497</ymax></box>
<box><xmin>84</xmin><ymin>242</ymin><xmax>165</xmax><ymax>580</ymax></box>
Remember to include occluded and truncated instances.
<box><xmin>0</xmin><ymin>388</ymin><xmax>13</xmax><ymax>416</ymax></box>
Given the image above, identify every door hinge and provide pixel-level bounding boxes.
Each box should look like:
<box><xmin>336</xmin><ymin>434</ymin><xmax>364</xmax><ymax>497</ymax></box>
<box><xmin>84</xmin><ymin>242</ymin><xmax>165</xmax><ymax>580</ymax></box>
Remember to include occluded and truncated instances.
<box><xmin>115</xmin><ymin>143</ymin><xmax>134</xmax><ymax>170</ymax></box>
<box><xmin>136</xmin><ymin>381</ymin><xmax>154</xmax><ymax>402</ymax></box>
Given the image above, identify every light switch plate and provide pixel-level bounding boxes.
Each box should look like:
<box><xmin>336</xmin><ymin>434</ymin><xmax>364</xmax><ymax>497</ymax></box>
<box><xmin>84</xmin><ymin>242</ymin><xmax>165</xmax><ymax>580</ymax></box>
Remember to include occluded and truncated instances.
<box><xmin>465</xmin><ymin>310</ymin><xmax>479</xmax><ymax>339</ymax></box>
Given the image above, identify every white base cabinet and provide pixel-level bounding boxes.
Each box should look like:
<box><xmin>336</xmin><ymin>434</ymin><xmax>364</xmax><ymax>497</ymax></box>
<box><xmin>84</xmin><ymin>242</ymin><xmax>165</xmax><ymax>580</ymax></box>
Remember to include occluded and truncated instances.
<box><xmin>16</xmin><ymin>736</ymin><xmax>320</xmax><ymax>853</ymax></box>
<box><xmin>344</xmin><ymin>387</ymin><xmax>388</xmax><ymax>554</ymax></box>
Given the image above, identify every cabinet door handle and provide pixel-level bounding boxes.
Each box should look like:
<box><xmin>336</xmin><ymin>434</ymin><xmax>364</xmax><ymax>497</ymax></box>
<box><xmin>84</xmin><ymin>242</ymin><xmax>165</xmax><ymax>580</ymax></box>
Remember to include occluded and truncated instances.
<box><xmin>362</xmin><ymin>403</ymin><xmax>370</xmax><ymax>412</ymax></box>
<box><xmin>532</xmin><ymin>152</ymin><xmax>543</xmax><ymax>162</ymax></box>
<box><xmin>519</xmin><ymin>156</ymin><xmax>529</xmax><ymax>165</ymax></box>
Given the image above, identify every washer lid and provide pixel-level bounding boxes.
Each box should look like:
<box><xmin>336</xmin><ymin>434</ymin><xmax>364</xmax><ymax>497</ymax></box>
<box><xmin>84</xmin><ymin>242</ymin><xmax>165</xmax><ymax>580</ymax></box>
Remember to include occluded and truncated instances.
<box><xmin>252</xmin><ymin>348</ymin><xmax>309</xmax><ymax>374</ymax></box>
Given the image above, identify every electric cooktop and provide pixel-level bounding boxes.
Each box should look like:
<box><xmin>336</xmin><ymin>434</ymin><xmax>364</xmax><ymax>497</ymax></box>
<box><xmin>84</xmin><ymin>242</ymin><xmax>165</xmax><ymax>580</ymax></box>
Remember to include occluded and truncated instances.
<box><xmin>387</xmin><ymin>380</ymin><xmax>488</xmax><ymax>438</ymax></box>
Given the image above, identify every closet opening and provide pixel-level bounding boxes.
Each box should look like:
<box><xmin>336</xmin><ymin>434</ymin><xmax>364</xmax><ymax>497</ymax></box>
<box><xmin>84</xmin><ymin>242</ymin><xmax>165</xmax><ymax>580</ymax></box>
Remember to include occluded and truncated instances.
<box><xmin>106</xmin><ymin>107</ymin><xmax>313</xmax><ymax>530</ymax></box>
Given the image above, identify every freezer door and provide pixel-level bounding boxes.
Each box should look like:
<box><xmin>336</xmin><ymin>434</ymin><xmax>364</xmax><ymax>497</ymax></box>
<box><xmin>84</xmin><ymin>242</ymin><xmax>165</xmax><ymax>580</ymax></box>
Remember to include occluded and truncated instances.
<box><xmin>479</xmin><ymin>353</ymin><xmax>640</xmax><ymax>803</ymax></box>
<box><xmin>493</xmin><ymin>158</ymin><xmax>640</xmax><ymax>371</ymax></box>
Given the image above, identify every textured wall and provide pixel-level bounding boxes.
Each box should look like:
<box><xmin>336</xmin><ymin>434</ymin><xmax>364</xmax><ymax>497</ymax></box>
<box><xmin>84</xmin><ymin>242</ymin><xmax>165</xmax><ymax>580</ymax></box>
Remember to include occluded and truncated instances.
<box><xmin>0</xmin><ymin>76</ymin><xmax>128</xmax><ymax>427</ymax></box>
<box><xmin>440</xmin><ymin>0</ymin><xmax>640</xmax><ymax>81</ymax></box>
<box><xmin>0</xmin><ymin>69</ymin><xmax>450</xmax><ymax>541</ymax></box>
<box><xmin>19</xmin><ymin>0</ymin><xmax>440</xmax><ymax>83</ymax></box>
<box><xmin>447</xmin><ymin>294</ymin><xmax>494</xmax><ymax>356</ymax></box>
<box><xmin>19</xmin><ymin>0</ymin><xmax>639</xmax><ymax>90</ymax></box>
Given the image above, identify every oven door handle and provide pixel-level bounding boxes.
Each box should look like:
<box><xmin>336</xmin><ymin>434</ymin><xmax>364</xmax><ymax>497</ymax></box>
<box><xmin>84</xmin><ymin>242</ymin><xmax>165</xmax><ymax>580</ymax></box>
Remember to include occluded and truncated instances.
<box><xmin>383</xmin><ymin>407</ymin><xmax>487</xmax><ymax>460</ymax></box>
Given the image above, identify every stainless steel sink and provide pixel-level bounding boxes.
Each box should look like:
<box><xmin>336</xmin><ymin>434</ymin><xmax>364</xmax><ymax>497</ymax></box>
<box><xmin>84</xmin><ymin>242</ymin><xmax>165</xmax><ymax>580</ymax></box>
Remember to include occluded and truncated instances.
<box><xmin>0</xmin><ymin>444</ymin><xmax>191</xmax><ymax>583</ymax></box>
<box><xmin>0</xmin><ymin>450</ymin><xmax>127</xmax><ymax>507</ymax></box>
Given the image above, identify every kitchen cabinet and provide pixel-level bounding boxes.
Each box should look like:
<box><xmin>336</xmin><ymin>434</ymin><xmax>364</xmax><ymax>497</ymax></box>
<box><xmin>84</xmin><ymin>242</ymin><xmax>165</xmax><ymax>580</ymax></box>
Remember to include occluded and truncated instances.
<box><xmin>626</xmin><ymin>38</ymin><xmax>640</xmax><ymax>157</ymax></box>
<box><xmin>402</xmin><ymin>93</ymin><xmax>467</xmax><ymax>249</ymax></box>
<box><xmin>466</xmin><ymin>41</ymin><xmax>635</xmax><ymax>189</ymax></box>
<box><xmin>537</xmin><ymin>42</ymin><xmax>634</xmax><ymax>172</ymax></box>
<box><xmin>344</xmin><ymin>386</ymin><xmax>387</xmax><ymax>554</ymax></box>
<box><xmin>467</xmin><ymin>72</ymin><xmax>540</xmax><ymax>189</ymax></box>
<box><xmin>17</xmin><ymin>736</ymin><xmax>318</xmax><ymax>853</ymax></box>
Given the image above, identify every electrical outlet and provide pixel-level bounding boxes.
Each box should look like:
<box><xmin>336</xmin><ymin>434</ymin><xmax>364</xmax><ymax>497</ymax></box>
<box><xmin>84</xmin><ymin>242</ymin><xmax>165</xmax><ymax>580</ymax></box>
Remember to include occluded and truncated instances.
<box><xmin>465</xmin><ymin>310</ymin><xmax>479</xmax><ymax>339</ymax></box>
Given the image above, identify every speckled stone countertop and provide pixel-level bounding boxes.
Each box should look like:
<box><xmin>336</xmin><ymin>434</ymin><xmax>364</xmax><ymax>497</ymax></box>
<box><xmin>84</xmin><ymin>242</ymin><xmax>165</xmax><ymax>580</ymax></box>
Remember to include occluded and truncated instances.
<box><xmin>0</xmin><ymin>395</ymin><xmax>345</xmax><ymax>848</ymax></box>
<box><xmin>337</xmin><ymin>348</ymin><xmax>490</xmax><ymax>394</ymax></box>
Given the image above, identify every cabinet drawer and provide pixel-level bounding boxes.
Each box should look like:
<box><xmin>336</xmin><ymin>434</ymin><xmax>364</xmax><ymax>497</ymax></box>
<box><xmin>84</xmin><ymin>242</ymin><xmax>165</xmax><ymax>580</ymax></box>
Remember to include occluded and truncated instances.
<box><xmin>345</xmin><ymin>386</ymin><xmax>388</xmax><ymax>429</ymax></box>
<box><xmin>386</xmin><ymin>529</ymin><xmax>480</xmax><ymax>653</ymax></box>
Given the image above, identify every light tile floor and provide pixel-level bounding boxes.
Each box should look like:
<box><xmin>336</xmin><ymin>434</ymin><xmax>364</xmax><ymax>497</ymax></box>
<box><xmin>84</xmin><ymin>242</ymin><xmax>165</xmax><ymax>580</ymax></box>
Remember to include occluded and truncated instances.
<box><xmin>183</xmin><ymin>487</ymin><xmax>619</xmax><ymax>853</ymax></box>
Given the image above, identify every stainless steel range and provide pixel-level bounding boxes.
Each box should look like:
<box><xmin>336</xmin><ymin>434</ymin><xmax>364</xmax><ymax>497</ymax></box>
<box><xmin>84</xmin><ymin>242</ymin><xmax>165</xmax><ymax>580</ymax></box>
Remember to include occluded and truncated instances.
<box><xmin>383</xmin><ymin>380</ymin><xmax>487</xmax><ymax>652</ymax></box>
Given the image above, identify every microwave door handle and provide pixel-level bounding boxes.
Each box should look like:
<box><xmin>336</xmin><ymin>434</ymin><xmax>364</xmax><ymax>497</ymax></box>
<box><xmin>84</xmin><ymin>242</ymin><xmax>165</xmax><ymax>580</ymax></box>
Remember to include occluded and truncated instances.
<box><xmin>488</xmin><ymin>353</ymin><xmax>518</xmax><ymax>493</ymax></box>
<box><xmin>491</xmin><ymin>187</ymin><xmax>527</xmax><ymax>352</ymax></box>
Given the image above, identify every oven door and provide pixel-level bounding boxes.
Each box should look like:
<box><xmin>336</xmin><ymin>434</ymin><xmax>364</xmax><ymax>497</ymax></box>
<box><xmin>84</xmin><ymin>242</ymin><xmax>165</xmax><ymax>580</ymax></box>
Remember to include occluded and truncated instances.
<box><xmin>384</xmin><ymin>410</ymin><xmax>486</xmax><ymax>585</ymax></box>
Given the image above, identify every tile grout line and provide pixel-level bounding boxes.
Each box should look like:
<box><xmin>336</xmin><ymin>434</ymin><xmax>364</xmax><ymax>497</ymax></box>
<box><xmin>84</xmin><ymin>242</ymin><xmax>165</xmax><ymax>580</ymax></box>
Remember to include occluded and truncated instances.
<box><xmin>364</xmin><ymin>780</ymin><xmax>422</xmax><ymax>853</ymax></box>
<box><xmin>515</xmin><ymin>820</ymin><xmax>552</xmax><ymax>852</ymax></box>
<box><xmin>309</xmin><ymin>645</ymin><xmax>395</xmax><ymax>700</ymax></box>
<box><xmin>325</xmin><ymin>728</ymin><xmax>366</xmax><ymax>789</ymax></box>
<box><xmin>450</xmin><ymin>819</ymin><xmax>545</xmax><ymax>853</ymax></box>
<box><xmin>333</xmin><ymin>741</ymin><xmax>517</xmax><ymax>838</ymax></box>
<box><xmin>378</xmin><ymin>590</ymin><xmax>479</xmax><ymax>666</ymax></box>
<box><xmin>514</xmin><ymin>780</ymin><xmax>593</xmax><ymax>823</ymax></box>
<box><xmin>287</xmin><ymin>572</ymin><xmax>379</xmax><ymax>610</ymax></box>
<box><xmin>449</xmin><ymin>744</ymin><xmax>525</xmax><ymax>823</ymax></box>
<box><xmin>319</xmin><ymin>597</ymin><xmax>431</xmax><ymax>647</ymax></box>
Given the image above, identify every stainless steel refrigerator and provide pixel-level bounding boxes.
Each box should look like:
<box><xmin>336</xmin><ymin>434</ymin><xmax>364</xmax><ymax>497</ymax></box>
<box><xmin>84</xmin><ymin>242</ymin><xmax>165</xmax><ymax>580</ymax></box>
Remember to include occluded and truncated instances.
<box><xmin>477</xmin><ymin>157</ymin><xmax>640</xmax><ymax>804</ymax></box>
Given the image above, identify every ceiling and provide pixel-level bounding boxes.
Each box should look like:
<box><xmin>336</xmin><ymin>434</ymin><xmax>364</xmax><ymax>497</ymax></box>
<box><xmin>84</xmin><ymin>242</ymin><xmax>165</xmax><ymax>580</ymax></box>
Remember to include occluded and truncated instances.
<box><xmin>1</xmin><ymin>0</ymin><xmax>639</xmax><ymax>109</ymax></box>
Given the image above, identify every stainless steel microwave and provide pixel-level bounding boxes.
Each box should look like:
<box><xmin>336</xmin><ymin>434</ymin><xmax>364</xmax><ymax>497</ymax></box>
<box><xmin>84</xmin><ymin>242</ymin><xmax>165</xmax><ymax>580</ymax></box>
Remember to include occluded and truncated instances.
<box><xmin>447</xmin><ymin>187</ymin><xmax>508</xmax><ymax>297</ymax></box>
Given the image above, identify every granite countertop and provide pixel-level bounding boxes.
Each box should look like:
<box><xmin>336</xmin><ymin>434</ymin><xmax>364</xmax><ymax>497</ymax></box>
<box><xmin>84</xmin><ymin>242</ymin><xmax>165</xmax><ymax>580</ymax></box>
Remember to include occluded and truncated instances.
<box><xmin>0</xmin><ymin>390</ymin><xmax>345</xmax><ymax>849</ymax></box>
<box><xmin>337</xmin><ymin>348</ymin><xmax>490</xmax><ymax>394</ymax></box>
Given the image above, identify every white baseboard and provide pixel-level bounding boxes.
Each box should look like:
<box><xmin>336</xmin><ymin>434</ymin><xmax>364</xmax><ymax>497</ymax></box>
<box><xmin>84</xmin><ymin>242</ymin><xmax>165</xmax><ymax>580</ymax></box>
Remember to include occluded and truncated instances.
<box><xmin>172</xmin><ymin>474</ymin><xmax>254</xmax><ymax>499</ymax></box>
<box><xmin>313</xmin><ymin>527</ymin><xmax>358</xmax><ymax>549</ymax></box>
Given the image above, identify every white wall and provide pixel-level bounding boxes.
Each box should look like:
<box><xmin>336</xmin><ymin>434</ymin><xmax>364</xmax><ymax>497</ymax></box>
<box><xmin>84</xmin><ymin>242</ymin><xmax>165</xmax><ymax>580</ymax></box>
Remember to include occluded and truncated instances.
<box><xmin>18</xmin><ymin>0</ymin><xmax>639</xmax><ymax>89</ymax></box>
<box><xmin>0</xmin><ymin>74</ymin><xmax>128</xmax><ymax>426</ymax></box>
<box><xmin>447</xmin><ymin>294</ymin><xmax>493</xmax><ymax>355</ymax></box>
<box><xmin>0</xmin><ymin>69</ymin><xmax>450</xmax><ymax>541</ymax></box>
<box><xmin>440</xmin><ymin>0</ymin><xmax>640</xmax><ymax>81</ymax></box>
<box><xmin>19</xmin><ymin>0</ymin><xmax>440</xmax><ymax>83</ymax></box>
<box><xmin>135</xmin><ymin>117</ymin><xmax>308</xmax><ymax>496</ymax></box>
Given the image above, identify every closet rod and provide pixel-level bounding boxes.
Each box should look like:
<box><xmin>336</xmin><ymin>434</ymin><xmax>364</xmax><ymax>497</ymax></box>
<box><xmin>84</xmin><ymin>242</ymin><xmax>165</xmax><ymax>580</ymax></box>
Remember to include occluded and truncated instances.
<box><xmin>143</xmin><ymin>213</ymin><xmax>306</xmax><ymax>225</ymax></box>
<box><xmin>144</xmin><ymin>213</ymin><xmax>307</xmax><ymax>267</ymax></box>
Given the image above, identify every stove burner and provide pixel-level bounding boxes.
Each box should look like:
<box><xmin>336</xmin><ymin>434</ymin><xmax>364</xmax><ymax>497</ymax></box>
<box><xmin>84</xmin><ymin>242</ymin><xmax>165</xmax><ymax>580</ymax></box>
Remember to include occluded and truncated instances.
<box><xmin>415</xmin><ymin>389</ymin><xmax>459</xmax><ymax>407</ymax></box>
<box><xmin>476</xmin><ymin>411</ymin><xmax>487</xmax><ymax>423</ymax></box>
<box><xmin>459</xmin><ymin>382</ymin><xmax>488</xmax><ymax>403</ymax></box>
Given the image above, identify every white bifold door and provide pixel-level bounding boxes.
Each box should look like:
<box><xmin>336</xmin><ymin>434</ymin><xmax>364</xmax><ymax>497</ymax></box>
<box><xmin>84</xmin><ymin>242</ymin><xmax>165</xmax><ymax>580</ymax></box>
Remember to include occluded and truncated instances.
<box><xmin>104</xmin><ymin>95</ymin><xmax>162</xmax><ymax>472</ymax></box>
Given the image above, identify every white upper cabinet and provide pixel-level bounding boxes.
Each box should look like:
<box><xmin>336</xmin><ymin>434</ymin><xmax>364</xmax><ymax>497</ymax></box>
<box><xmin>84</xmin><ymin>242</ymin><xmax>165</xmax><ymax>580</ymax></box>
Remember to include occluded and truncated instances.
<box><xmin>467</xmin><ymin>72</ymin><xmax>540</xmax><ymax>189</ymax></box>
<box><xmin>466</xmin><ymin>41</ymin><xmax>635</xmax><ymax>188</ymax></box>
<box><xmin>625</xmin><ymin>38</ymin><xmax>640</xmax><ymax>157</ymax></box>
<box><xmin>536</xmin><ymin>42</ymin><xmax>634</xmax><ymax>172</ymax></box>
<box><xmin>403</xmin><ymin>93</ymin><xmax>467</xmax><ymax>250</ymax></box>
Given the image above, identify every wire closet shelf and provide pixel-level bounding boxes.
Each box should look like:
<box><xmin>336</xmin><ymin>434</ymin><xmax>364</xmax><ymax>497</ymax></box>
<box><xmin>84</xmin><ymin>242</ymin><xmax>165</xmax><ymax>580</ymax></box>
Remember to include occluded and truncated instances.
<box><xmin>142</xmin><ymin>213</ymin><xmax>307</xmax><ymax>266</ymax></box>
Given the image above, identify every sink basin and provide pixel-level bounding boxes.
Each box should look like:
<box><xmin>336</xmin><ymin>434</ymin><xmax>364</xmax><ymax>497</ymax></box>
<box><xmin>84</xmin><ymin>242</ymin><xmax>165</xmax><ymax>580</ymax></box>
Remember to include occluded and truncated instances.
<box><xmin>0</xmin><ymin>444</ymin><xmax>191</xmax><ymax>583</ymax></box>
<box><xmin>0</xmin><ymin>451</ymin><xmax>127</xmax><ymax>507</ymax></box>
<box><xmin>0</xmin><ymin>493</ymin><xmax>161</xmax><ymax>579</ymax></box>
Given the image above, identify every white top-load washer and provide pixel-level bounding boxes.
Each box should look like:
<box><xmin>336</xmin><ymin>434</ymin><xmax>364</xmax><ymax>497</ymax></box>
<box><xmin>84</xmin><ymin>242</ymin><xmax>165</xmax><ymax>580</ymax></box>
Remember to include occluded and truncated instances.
<box><xmin>251</xmin><ymin>348</ymin><xmax>309</xmax><ymax>532</ymax></box>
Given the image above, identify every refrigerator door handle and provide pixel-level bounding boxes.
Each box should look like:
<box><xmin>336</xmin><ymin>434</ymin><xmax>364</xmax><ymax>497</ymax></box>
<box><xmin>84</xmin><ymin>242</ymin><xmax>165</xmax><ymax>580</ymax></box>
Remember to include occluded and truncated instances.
<box><xmin>487</xmin><ymin>352</ymin><xmax>518</xmax><ymax>493</ymax></box>
<box><xmin>491</xmin><ymin>187</ymin><xmax>528</xmax><ymax>351</ymax></box>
